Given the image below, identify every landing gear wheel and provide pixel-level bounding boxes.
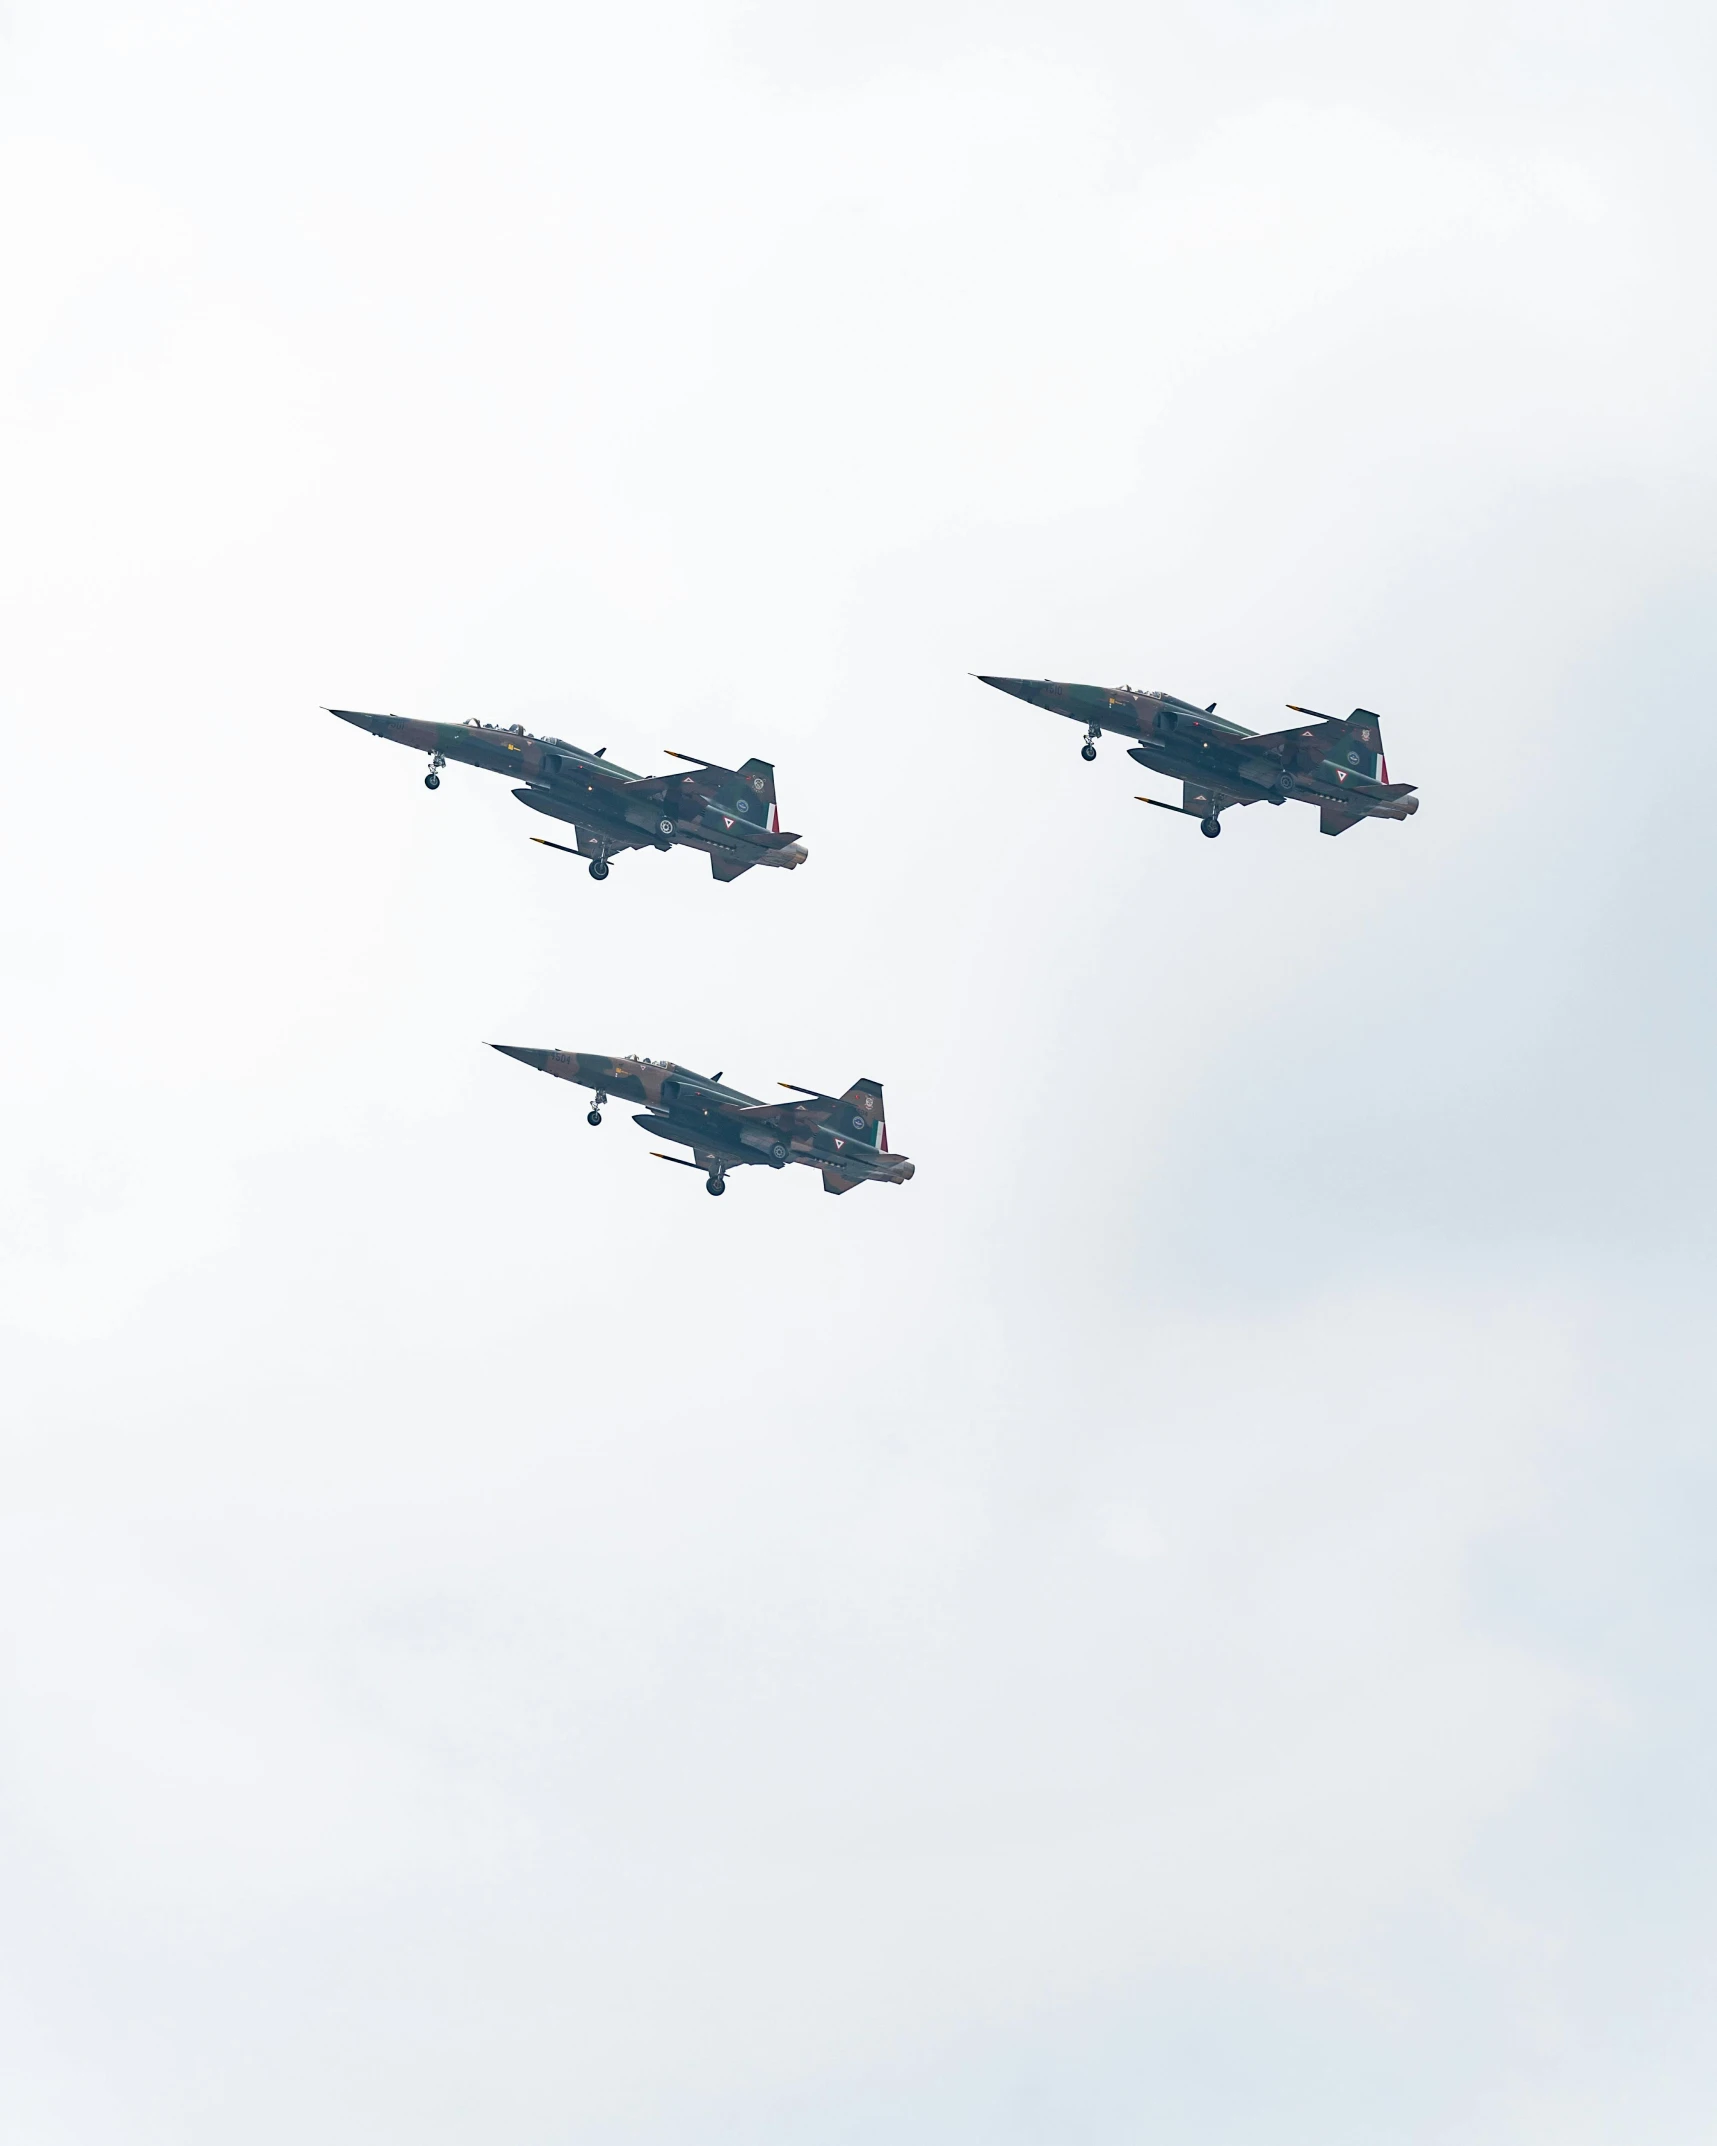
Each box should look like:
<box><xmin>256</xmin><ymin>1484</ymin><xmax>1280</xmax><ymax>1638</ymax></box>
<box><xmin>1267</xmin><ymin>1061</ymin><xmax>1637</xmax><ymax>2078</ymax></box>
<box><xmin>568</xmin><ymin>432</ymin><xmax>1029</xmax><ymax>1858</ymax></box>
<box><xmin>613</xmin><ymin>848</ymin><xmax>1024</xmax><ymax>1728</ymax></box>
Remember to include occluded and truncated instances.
<box><xmin>1080</xmin><ymin>742</ymin><xmax>1098</xmax><ymax>762</ymax></box>
<box><xmin>587</xmin><ymin>1109</ymin><xmax>602</xmax><ymax>1126</ymax></box>
<box><xmin>768</xmin><ymin>1142</ymin><xmax>788</xmax><ymax>1164</ymax></box>
<box><xmin>656</xmin><ymin>816</ymin><xmax>676</xmax><ymax>838</ymax></box>
<box><xmin>424</xmin><ymin>772</ymin><xmax>440</xmax><ymax>790</ymax></box>
<box><xmin>1200</xmin><ymin>816</ymin><xmax>1222</xmax><ymax>839</ymax></box>
<box><xmin>588</xmin><ymin>858</ymin><xmax>609</xmax><ymax>881</ymax></box>
<box><xmin>705</xmin><ymin>1176</ymin><xmax>725</xmax><ymax>1197</ymax></box>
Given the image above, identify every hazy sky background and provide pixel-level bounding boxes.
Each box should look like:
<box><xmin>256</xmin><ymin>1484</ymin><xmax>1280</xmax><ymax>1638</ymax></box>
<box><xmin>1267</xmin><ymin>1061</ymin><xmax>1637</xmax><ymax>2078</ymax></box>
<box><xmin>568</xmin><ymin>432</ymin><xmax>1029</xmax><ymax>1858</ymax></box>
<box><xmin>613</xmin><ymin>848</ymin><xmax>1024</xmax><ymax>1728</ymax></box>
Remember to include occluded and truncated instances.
<box><xmin>3</xmin><ymin>1</ymin><xmax>1716</xmax><ymax>2139</ymax></box>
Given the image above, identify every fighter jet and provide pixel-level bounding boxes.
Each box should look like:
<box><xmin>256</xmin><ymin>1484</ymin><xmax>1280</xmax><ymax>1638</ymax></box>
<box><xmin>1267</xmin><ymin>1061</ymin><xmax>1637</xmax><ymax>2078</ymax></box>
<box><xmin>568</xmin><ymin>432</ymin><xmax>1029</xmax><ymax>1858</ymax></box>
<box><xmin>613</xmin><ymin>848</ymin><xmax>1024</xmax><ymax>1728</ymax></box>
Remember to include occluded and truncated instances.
<box><xmin>328</xmin><ymin>709</ymin><xmax>808</xmax><ymax>882</ymax></box>
<box><xmin>490</xmin><ymin>1046</ymin><xmax>915</xmax><ymax>1197</ymax></box>
<box><xmin>975</xmin><ymin>675</ymin><xmax>1419</xmax><ymax>838</ymax></box>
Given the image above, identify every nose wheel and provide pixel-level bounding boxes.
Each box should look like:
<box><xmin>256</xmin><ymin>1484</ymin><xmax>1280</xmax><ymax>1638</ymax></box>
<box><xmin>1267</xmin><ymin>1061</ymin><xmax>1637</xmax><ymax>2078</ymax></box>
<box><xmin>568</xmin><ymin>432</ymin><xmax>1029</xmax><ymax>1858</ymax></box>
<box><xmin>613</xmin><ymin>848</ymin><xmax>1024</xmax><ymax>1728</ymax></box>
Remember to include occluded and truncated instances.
<box><xmin>587</xmin><ymin>1091</ymin><xmax>607</xmax><ymax>1127</ymax></box>
<box><xmin>1080</xmin><ymin>728</ymin><xmax>1099</xmax><ymax>762</ymax></box>
<box><xmin>424</xmin><ymin>752</ymin><xmax>445</xmax><ymax>790</ymax></box>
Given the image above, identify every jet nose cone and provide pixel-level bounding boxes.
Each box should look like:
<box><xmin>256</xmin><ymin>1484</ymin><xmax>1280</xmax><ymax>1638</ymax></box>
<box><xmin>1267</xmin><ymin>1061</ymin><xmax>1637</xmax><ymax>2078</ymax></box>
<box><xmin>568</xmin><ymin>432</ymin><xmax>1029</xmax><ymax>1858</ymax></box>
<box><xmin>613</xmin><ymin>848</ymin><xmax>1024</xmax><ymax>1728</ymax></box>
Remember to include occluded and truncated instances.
<box><xmin>974</xmin><ymin>675</ymin><xmax>1060</xmax><ymax>711</ymax></box>
<box><xmin>326</xmin><ymin>706</ymin><xmax>386</xmax><ymax>732</ymax></box>
<box><xmin>489</xmin><ymin>1043</ymin><xmax>555</xmax><ymax>1072</ymax></box>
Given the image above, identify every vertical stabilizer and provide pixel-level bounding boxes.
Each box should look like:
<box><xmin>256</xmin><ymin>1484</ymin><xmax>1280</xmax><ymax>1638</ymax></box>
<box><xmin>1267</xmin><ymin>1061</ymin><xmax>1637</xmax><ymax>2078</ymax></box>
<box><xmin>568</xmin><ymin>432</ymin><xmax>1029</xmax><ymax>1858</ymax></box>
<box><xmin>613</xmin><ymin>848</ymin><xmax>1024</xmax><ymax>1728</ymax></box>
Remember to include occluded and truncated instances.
<box><xmin>734</xmin><ymin>757</ymin><xmax>778</xmax><ymax>831</ymax></box>
<box><xmin>1338</xmin><ymin>711</ymin><xmax>1384</xmax><ymax>781</ymax></box>
<box><xmin>834</xmin><ymin>1079</ymin><xmax>886</xmax><ymax>1149</ymax></box>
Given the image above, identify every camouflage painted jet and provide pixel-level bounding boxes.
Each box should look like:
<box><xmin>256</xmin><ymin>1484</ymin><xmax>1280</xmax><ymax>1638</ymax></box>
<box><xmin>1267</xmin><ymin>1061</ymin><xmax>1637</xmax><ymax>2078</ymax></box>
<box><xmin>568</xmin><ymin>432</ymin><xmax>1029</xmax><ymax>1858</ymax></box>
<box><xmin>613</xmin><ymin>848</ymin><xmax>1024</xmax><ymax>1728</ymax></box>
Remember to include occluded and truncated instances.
<box><xmin>975</xmin><ymin>675</ymin><xmax>1419</xmax><ymax>838</ymax></box>
<box><xmin>490</xmin><ymin>1046</ymin><xmax>914</xmax><ymax>1197</ymax></box>
<box><xmin>328</xmin><ymin>709</ymin><xmax>808</xmax><ymax>882</ymax></box>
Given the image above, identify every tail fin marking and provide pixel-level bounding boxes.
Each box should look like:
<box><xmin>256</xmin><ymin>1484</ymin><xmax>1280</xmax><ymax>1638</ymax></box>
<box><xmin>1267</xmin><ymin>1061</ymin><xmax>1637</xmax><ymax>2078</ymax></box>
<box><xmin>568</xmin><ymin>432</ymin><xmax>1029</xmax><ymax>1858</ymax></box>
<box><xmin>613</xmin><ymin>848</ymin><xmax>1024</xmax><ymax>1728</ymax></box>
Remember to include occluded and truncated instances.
<box><xmin>1342</xmin><ymin>710</ymin><xmax>1384</xmax><ymax>782</ymax></box>
<box><xmin>836</xmin><ymin>1079</ymin><xmax>886</xmax><ymax>1149</ymax></box>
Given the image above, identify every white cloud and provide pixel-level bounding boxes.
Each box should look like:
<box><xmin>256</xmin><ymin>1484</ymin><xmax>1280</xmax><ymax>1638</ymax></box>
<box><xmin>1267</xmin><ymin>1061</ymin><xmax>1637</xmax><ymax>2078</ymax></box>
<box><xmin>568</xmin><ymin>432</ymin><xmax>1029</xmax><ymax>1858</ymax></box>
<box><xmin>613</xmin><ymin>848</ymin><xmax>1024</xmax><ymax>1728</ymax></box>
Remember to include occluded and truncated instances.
<box><xmin>2</xmin><ymin>0</ymin><xmax>1715</xmax><ymax>2138</ymax></box>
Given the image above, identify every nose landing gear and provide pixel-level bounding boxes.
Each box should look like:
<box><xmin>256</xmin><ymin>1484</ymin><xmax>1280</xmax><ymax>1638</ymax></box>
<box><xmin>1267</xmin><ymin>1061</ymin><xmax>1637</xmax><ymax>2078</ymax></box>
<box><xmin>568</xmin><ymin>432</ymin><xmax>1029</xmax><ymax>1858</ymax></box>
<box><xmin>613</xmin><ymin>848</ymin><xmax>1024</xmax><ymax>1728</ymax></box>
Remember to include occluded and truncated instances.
<box><xmin>424</xmin><ymin>752</ymin><xmax>445</xmax><ymax>790</ymax></box>
<box><xmin>1080</xmin><ymin>726</ymin><xmax>1099</xmax><ymax>762</ymax></box>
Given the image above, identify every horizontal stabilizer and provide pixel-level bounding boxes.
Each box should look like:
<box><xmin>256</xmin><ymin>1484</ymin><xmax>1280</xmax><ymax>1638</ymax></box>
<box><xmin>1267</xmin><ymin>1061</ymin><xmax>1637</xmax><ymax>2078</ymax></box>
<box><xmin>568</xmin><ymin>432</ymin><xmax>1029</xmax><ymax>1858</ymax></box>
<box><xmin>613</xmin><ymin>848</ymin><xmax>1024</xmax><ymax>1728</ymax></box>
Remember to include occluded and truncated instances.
<box><xmin>821</xmin><ymin>1168</ymin><xmax>861</xmax><ymax>1195</ymax></box>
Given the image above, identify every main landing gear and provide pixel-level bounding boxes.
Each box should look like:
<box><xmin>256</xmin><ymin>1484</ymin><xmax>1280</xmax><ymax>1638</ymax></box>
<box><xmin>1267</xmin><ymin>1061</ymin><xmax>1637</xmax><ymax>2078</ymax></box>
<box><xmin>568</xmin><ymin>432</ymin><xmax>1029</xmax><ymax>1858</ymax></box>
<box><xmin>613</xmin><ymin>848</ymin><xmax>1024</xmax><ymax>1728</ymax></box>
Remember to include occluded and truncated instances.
<box><xmin>705</xmin><ymin>1172</ymin><xmax>726</xmax><ymax>1197</ymax></box>
<box><xmin>588</xmin><ymin>855</ymin><xmax>610</xmax><ymax>881</ymax></box>
<box><xmin>424</xmin><ymin>752</ymin><xmax>445</xmax><ymax>790</ymax></box>
<box><xmin>1080</xmin><ymin>725</ymin><xmax>1100</xmax><ymax>762</ymax></box>
<box><xmin>587</xmin><ymin>1092</ymin><xmax>607</xmax><ymax>1127</ymax></box>
<box><xmin>1200</xmin><ymin>815</ymin><xmax>1222</xmax><ymax>839</ymax></box>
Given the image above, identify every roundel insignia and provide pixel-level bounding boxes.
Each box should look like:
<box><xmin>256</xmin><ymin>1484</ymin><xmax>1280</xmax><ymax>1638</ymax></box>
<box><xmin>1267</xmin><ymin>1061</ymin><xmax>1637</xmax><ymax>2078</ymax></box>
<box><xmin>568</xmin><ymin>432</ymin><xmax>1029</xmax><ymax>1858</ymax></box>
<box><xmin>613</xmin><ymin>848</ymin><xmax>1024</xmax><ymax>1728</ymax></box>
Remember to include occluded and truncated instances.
<box><xmin>735</xmin><ymin>795</ymin><xmax>750</xmax><ymax>813</ymax></box>
<box><xmin>851</xmin><ymin>1112</ymin><xmax>866</xmax><ymax>1132</ymax></box>
<box><xmin>752</xmin><ymin>776</ymin><xmax>765</xmax><ymax>791</ymax></box>
<box><xmin>1347</xmin><ymin>751</ymin><xmax>1360</xmax><ymax>765</ymax></box>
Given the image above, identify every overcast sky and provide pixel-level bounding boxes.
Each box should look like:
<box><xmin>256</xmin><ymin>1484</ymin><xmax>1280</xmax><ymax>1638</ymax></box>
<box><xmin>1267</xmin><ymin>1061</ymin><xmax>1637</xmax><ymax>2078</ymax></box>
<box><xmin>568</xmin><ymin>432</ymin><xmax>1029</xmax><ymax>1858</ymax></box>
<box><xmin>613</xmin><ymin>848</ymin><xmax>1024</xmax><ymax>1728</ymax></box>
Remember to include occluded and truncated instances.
<box><xmin>3</xmin><ymin>1</ymin><xmax>1716</xmax><ymax>2139</ymax></box>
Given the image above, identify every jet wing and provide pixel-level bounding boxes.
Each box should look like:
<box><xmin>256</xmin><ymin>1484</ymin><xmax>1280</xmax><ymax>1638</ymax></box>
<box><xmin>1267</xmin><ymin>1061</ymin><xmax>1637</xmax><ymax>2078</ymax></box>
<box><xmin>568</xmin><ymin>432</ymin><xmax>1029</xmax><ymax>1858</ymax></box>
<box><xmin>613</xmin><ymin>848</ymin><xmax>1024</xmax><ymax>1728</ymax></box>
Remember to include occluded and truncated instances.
<box><xmin>732</xmin><ymin>1089</ymin><xmax>844</xmax><ymax>1133</ymax></box>
<box><xmin>1182</xmin><ymin>778</ymin><xmax>1244</xmax><ymax>817</ymax></box>
<box><xmin>1239</xmin><ymin>707</ymin><xmax>1396</xmax><ymax>777</ymax></box>
<box><xmin>1233</xmin><ymin>716</ymin><xmax>1359</xmax><ymax>769</ymax></box>
<box><xmin>533</xmin><ymin>822</ymin><xmax>650</xmax><ymax>861</ymax></box>
<box><xmin>610</xmin><ymin>771</ymin><xmax>682</xmax><ymax>798</ymax></box>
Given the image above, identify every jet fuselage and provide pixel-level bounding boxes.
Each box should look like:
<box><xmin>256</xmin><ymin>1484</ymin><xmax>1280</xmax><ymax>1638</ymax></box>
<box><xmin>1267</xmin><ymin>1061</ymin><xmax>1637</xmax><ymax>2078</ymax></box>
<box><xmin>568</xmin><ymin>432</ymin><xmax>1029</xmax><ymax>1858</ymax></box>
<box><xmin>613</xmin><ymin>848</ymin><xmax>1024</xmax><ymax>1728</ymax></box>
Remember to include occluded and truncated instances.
<box><xmin>329</xmin><ymin>709</ymin><xmax>808</xmax><ymax>877</ymax></box>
